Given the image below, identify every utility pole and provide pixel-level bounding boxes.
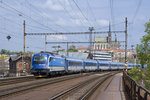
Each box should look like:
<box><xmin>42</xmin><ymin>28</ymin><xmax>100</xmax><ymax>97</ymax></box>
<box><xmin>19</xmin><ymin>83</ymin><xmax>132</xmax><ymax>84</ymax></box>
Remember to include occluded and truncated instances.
<box><xmin>23</xmin><ymin>20</ymin><xmax>26</xmax><ymax>57</ymax></box>
<box><xmin>45</xmin><ymin>35</ymin><xmax>47</xmax><ymax>52</ymax></box>
<box><xmin>67</xmin><ymin>42</ymin><xmax>69</xmax><ymax>56</ymax></box>
<box><xmin>89</xmin><ymin>27</ymin><xmax>94</xmax><ymax>54</ymax></box>
<box><xmin>125</xmin><ymin>17</ymin><xmax>128</xmax><ymax>71</ymax></box>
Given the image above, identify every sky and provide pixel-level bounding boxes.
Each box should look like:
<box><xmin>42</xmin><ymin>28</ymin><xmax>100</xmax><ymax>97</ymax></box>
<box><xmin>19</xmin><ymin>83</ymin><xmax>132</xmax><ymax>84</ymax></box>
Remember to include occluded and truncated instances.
<box><xmin>0</xmin><ymin>0</ymin><xmax>149</xmax><ymax>52</ymax></box>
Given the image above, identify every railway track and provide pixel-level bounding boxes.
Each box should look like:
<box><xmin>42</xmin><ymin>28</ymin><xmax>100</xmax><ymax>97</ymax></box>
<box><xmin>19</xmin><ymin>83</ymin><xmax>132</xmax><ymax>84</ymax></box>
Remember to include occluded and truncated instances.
<box><xmin>0</xmin><ymin>72</ymin><xmax>106</xmax><ymax>98</ymax></box>
<box><xmin>0</xmin><ymin>76</ymin><xmax>35</xmax><ymax>86</ymax></box>
<box><xmin>49</xmin><ymin>72</ymin><xmax>117</xmax><ymax>100</ymax></box>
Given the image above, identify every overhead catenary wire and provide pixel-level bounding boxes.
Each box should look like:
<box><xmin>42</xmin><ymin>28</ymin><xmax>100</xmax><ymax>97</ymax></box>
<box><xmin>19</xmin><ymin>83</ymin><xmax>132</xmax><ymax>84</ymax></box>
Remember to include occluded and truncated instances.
<box><xmin>0</xmin><ymin>15</ymin><xmax>44</xmax><ymax>42</ymax></box>
<box><xmin>110</xmin><ymin>0</ymin><xmax>114</xmax><ymax>24</ymax></box>
<box><xmin>68</xmin><ymin>0</ymin><xmax>90</xmax><ymax>42</ymax></box>
<box><xmin>24</xmin><ymin>0</ymin><xmax>69</xmax><ymax>32</ymax></box>
<box><xmin>0</xmin><ymin>31</ymin><xmax>43</xmax><ymax>51</ymax></box>
<box><xmin>71</xmin><ymin>0</ymin><xmax>95</xmax><ymax>47</ymax></box>
<box><xmin>95</xmin><ymin>22</ymin><xmax>124</xmax><ymax>31</ymax></box>
<box><xmin>72</xmin><ymin>0</ymin><xmax>93</xmax><ymax>27</ymax></box>
<box><xmin>0</xmin><ymin>1</ymin><xmax>59</xmax><ymax>32</ymax></box>
<box><xmin>0</xmin><ymin>1</ymin><xmax>69</xmax><ymax>51</ymax></box>
<box><xmin>0</xmin><ymin>1</ymin><xmax>64</xmax><ymax>49</ymax></box>
<box><xmin>68</xmin><ymin>0</ymin><xmax>88</xmax><ymax>30</ymax></box>
<box><xmin>57</xmin><ymin>0</ymin><xmax>85</xmax><ymax>42</ymax></box>
<box><xmin>86</xmin><ymin>0</ymin><xmax>98</xmax><ymax>27</ymax></box>
<box><xmin>131</xmin><ymin>0</ymin><xmax>143</xmax><ymax>23</ymax></box>
<box><xmin>0</xmin><ymin>14</ymin><xmax>49</xmax><ymax>32</ymax></box>
<box><xmin>0</xmin><ymin>16</ymin><xmax>45</xmax><ymax>44</ymax></box>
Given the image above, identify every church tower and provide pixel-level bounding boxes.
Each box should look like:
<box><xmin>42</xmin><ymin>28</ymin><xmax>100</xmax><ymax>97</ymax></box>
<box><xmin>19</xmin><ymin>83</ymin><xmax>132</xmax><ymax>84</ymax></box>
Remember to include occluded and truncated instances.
<box><xmin>108</xmin><ymin>22</ymin><xmax>112</xmax><ymax>49</ymax></box>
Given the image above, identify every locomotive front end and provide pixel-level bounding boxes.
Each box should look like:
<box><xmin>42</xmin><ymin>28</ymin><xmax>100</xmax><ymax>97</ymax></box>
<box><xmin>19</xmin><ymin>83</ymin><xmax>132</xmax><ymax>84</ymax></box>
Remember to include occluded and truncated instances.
<box><xmin>31</xmin><ymin>53</ymin><xmax>50</xmax><ymax>77</ymax></box>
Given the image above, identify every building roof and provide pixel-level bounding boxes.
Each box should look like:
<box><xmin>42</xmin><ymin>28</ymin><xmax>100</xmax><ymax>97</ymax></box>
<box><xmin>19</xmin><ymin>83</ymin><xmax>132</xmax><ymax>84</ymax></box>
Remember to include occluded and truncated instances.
<box><xmin>95</xmin><ymin>49</ymin><xmax>113</xmax><ymax>51</ymax></box>
<box><xmin>77</xmin><ymin>47</ymin><xmax>89</xmax><ymax>50</ymax></box>
<box><xmin>117</xmin><ymin>50</ymin><xmax>132</xmax><ymax>52</ymax></box>
<box><xmin>9</xmin><ymin>55</ymin><xmax>22</xmax><ymax>61</ymax></box>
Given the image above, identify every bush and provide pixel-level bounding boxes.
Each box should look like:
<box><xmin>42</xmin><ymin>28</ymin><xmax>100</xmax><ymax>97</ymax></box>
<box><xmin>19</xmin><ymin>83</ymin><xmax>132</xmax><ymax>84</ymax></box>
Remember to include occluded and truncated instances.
<box><xmin>128</xmin><ymin>66</ymin><xmax>142</xmax><ymax>82</ymax></box>
<box><xmin>0</xmin><ymin>56</ymin><xmax>5</xmax><ymax>60</ymax></box>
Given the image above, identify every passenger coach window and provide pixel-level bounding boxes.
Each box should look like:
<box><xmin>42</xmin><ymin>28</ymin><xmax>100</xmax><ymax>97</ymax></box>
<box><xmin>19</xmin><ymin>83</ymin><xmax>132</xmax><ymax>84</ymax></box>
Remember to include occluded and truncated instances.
<box><xmin>85</xmin><ymin>63</ymin><xmax>96</xmax><ymax>66</ymax></box>
<box><xmin>111</xmin><ymin>64</ymin><xmax>117</xmax><ymax>66</ymax></box>
<box><xmin>69</xmin><ymin>61</ymin><xmax>82</xmax><ymax>66</ymax></box>
<box><xmin>100</xmin><ymin>64</ymin><xmax>108</xmax><ymax>66</ymax></box>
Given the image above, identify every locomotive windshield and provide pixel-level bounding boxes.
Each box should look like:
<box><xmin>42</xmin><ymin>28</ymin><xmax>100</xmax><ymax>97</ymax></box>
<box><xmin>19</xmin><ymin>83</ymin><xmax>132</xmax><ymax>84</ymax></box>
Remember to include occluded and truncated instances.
<box><xmin>33</xmin><ymin>55</ymin><xmax>47</xmax><ymax>64</ymax></box>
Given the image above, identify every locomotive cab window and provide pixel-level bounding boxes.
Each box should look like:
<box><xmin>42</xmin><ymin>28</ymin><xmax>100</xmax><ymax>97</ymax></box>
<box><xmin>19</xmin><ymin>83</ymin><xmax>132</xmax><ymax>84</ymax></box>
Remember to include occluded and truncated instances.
<box><xmin>33</xmin><ymin>55</ymin><xmax>47</xmax><ymax>64</ymax></box>
<box><xmin>49</xmin><ymin>57</ymin><xmax>52</xmax><ymax>62</ymax></box>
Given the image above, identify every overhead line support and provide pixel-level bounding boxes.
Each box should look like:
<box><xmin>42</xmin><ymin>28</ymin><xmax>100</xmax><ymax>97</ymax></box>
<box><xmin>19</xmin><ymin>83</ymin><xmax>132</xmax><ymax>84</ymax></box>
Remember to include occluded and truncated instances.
<box><xmin>125</xmin><ymin>17</ymin><xmax>128</xmax><ymax>71</ymax></box>
<box><xmin>46</xmin><ymin>41</ymin><xmax>125</xmax><ymax>44</ymax></box>
<box><xmin>25</xmin><ymin>31</ymin><xmax>125</xmax><ymax>36</ymax></box>
<box><xmin>23</xmin><ymin>20</ymin><xmax>26</xmax><ymax>57</ymax></box>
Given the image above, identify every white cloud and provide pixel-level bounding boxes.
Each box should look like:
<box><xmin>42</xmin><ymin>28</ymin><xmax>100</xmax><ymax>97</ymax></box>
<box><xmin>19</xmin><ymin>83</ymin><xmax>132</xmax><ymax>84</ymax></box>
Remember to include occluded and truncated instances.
<box><xmin>39</xmin><ymin>0</ymin><xmax>70</xmax><ymax>11</ymax></box>
<box><xmin>71</xmin><ymin>19</ymin><xmax>89</xmax><ymax>27</ymax></box>
<box><xmin>71</xmin><ymin>19</ymin><xmax>82</xmax><ymax>26</ymax></box>
<box><xmin>43</xmin><ymin>0</ymin><xmax>63</xmax><ymax>11</ymax></box>
<box><xmin>55</xmin><ymin>18</ymin><xmax>67</xmax><ymax>26</ymax></box>
<box><xmin>97</xmin><ymin>19</ymin><xmax>109</xmax><ymax>26</ymax></box>
<box><xmin>41</xmin><ymin>12</ymin><xmax>52</xmax><ymax>19</ymax></box>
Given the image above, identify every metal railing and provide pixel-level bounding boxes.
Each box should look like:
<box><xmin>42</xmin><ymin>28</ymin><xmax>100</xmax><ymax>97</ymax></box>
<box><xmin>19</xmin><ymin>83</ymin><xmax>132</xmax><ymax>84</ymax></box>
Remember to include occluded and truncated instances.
<box><xmin>123</xmin><ymin>71</ymin><xmax>150</xmax><ymax>100</ymax></box>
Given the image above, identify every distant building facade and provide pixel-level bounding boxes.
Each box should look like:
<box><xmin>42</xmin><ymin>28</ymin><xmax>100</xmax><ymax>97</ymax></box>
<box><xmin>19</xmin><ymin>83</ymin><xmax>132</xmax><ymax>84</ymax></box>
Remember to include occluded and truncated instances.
<box><xmin>93</xmin><ymin>37</ymin><xmax>120</xmax><ymax>50</ymax></box>
<box><xmin>92</xmin><ymin>51</ymin><xmax>112</xmax><ymax>61</ymax></box>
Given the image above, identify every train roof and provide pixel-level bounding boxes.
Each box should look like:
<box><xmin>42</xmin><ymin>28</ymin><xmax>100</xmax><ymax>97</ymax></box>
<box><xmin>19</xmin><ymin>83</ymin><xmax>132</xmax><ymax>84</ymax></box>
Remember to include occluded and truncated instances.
<box><xmin>66</xmin><ymin>56</ymin><xmax>83</xmax><ymax>62</ymax></box>
<box><xmin>83</xmin><ymin>59</ymin><xmax>97</xmax><ymax>63</ymax></box>
<box><xmin>97</xmin><ymin>61</ymin><xmax>110</xmax><ymax>64</ymax></box>
<box><xmin>33</xmin><ymin>53</ymin><xmax>52</xmax><ymax>56</ymax></box>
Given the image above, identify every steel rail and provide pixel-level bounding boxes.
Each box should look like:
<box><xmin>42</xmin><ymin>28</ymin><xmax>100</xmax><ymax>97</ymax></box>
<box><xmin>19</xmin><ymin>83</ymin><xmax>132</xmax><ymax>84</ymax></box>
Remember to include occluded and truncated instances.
<box><xmin>49</xmin><ymin>72</ymin><xmax>115</xmax><ymax>100</ymax></box>
<box><xmin>0</xmin><ymin>76</ymin><xmax>35</xmax><ymax>86</ymax></box>
<box><xmin>0</xmin><ymin>72</ymin><xmax>101</xmax><ymax>98</ymax></box>
<box><xmin>80</xmin><ymin>74</ymin><xmax>114</xmax><ymax>100</ymax></box>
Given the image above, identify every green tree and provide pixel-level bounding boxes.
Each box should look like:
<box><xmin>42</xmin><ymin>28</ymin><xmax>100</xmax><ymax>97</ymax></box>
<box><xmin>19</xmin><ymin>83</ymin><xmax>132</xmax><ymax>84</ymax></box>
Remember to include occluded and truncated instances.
<box><xmin>135</xmin><ymin>20</ymin><xmax>150</xmax><ymax>90</ymax></box>
<box><xmin>1</xmin><ymin>49</ymin><xmax>8</xmax><ymax>54</ymax></box>
<box><xmin>136</xmin><ymin>20</ymin><xmax>150</xmax><ymax>66</ymax></box>
<box><xmin>128</xmin><ymin>66</ymin><xmax>142</xmax><ymax>82</ymax></box>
